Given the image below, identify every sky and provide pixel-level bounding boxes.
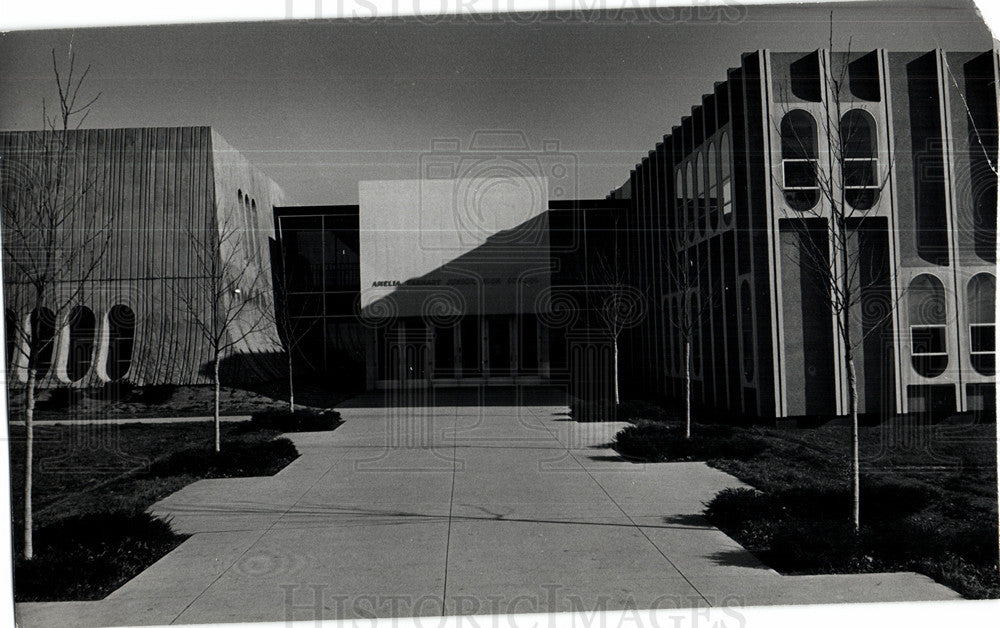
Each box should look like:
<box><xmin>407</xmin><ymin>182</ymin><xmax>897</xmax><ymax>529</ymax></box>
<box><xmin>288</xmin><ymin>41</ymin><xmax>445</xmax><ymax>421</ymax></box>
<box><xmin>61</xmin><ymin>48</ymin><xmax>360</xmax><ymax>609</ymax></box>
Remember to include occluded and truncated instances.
<box><xmin>0</xmin><ymin>0</ymin><xmax>994</xmax><ymax>205</ymax></box>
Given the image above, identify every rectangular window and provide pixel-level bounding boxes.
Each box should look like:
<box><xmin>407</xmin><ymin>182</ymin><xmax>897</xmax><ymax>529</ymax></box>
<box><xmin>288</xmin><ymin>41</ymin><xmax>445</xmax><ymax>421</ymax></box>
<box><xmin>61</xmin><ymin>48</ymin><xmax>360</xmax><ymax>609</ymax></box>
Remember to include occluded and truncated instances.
<box><xmin>324</xmin><ymin>292</ymin><xmax>356</xmax><ymax>316</ymax></box>
<box><xmin>782</xmin><ymin>159</ymin><xmax>818</xmax><ymax>190</ymax></box>
<box><xmin>911</xmin><ymin>325</ymin><xmax>948</xmax><ymax>355</ymax></box>
<box><xmin>970</xmin><ymin>324</ymin><xmax>995</xmax><ymax>354</ymax></box>
<box><xmin>843</xmin><ymin>158</ymin><xmax>878</xmax><ymax>189</ymax></box>
<box><xmin>287</xmin><ymin>293</ymin><xmax>323</xmax><ymax>319</ymax></box>
<box><xmin>460</xmin><ymin>316</ymin><xmax>481</xmax><ymax>375</ymax></box>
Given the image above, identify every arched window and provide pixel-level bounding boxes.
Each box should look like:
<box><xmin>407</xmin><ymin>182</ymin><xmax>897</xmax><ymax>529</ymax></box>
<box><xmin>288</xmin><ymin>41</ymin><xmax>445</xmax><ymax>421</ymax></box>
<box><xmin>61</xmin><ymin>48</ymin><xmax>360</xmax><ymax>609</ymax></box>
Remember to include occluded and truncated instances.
<box><xmin>908</xmin><ymin>274</ymin><xmax>948</xmax><ymax>377</ymax></box>
<box><xmin>250</xmin><ymin>198</ymin><xmax>261</xmax><ymax>265</ymax></box>
<box><xmin>695</xmin><ymin>152</ymin><xmax>706</xmax><ymax>236</ymax></box>
<box><xmin>5</xmin><ymin>308</ymin><xmax>17</xmax><ymax>369</ymax></box>
<box><xmin>720</xmin><ymin>132</ymin><xmax>733</xmax><ymax>221</ymax></box>
<box><xmin>685</xmin><ymin>162</ymin><xmax>695</xmax><ymax>240</ymax></box>
<box><xmin>740</xmin><ymin>281</ymin><xmax>754</xmax><ymax>381</ymax></box>
<box><xmin>244</xmin><ymin>193</ymin><xmax>255</xmax><ymax>264</ymax></box>
<box><xmin>674</xmin><ymin>168</ymin><xmax>684</xmax><ymax>245</ymax></box>
<box><xmin>237</xmin><ymin>190</ymin><xmax>250</xmax><ymax>264</ymax></box>
<box><xmin>30</xmin><ymin>307</ymin><xmax>56</xmax><ymax>377</ymax></box>
<box><xmin>708</xmin><ymin>142</ymin><xmax>719</xmax><ymax>229</ymax></box>
<box><xmin>967</xmin><ymin>273</ymin><xmax>995</xmax><ymax>375</ymax></box>
<box><xmin>841</xmin><ymin>109</ymin><xmax>880</xmax><ymax>209</ymax></box>
<box><xmin>67</xmin><ymin>306</ymin><xmax>96</xmax><ymax>382</ymax></box>
<box><xmin>780</xmin><ymin>110</ymin><xmax>820</xmax><ymax>211</ymax></box>
<box><xmin>107</xmin><ymin>305</ymin><xmax>136</xmax><ymax>381</ymax></box>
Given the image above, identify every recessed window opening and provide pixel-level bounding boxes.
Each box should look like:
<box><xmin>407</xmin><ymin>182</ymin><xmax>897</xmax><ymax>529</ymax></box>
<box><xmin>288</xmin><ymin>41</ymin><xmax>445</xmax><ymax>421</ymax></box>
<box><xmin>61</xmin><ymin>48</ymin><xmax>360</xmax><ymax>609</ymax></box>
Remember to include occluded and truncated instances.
<box><xmin>780</xmin><ymin>110</ymin><xmax>820</xmax><ymax>211</ymax></box>
<box><xmin>841</xmin><ymin>109</ymin><xmax>880</xmax><ymax>209</ymax></box>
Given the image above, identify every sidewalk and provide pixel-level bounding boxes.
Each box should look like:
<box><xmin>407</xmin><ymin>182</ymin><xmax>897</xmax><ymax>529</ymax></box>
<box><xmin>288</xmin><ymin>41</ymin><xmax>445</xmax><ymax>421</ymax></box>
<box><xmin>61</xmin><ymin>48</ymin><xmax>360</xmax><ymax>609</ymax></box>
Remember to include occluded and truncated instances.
<box><xmin>15</xmin><ymin>389</ymin><xmax>961</xmax><ymax>626</ymax></box>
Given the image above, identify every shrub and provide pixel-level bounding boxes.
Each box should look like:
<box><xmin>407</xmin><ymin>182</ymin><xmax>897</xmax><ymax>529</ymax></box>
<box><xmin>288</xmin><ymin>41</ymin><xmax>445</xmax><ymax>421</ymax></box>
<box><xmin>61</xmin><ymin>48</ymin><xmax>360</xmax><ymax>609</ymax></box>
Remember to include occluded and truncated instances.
<box><xmin>912</xmin><ymin>553</ymin><xmax>1000</xmax><ymax>600</ymax></box>
<box><xmin>569</xmin><ymin>400</ymin><xmax>615</xmax><ymax>422</ymax></box>
<box><xmin>765</xmin><ymin>480</ymin><xmax>939</xmax><ymax>523</ymax></box>
<box><xmin>860</xmin><ymin>478</ymin><xmax>940</xmax><ymax>520</ymax></box>
<box><xmin>868</xmin><ymin>514</ymin><xmax>999</xmax><ymax>566</ymax></box>
<box><xmin>613</xmin><ymin>421</ymin><xmax>675</xmax><ymax>460</ymax></box>
<box><xmin>13</xmin><ymin>511</ymin><xmax>186</xmax><ymax>602</ymax></box>
<box><xmin>706</xmin><ymin>480</ymin><xmax>940</xmax><ymax>529</ymax></box>
<box><xmin>571</xmin><ymin>400</ymin><xmax>673</xmax><ymax>423</ymax></box>
<box><xmin>613</xmin><ymin>421</ymin><xmax>767</xmax><ymax>462</ymax></box>
<box><xmin>616</xmin><ymin>400</ymin><xmax>671</xmax><ymax>423</ymax></box>
<box><xmin>764</xmin><ymin>519</ymin><xmax>867</xmax><ymax>573</ymax></box>
<box><xmin>705</xmin><ymin>488</ymin><xmax>785</xmax><ymax>530</ymax></box>
<box><xmin>86</xmin><ymin>380</ymin><xmax>135</xmax><ymax>403</ymax></box>
<box><xmin>705</xmin><ymin>488</ymin><xmax>783</xmax><ymax>528</ymax></box>
<box><xmin>246</xmin><ymin>407</ymin><xmax>343</xmax><ymax>432</ymax></box>
<box><xmin>709</xmin><ymin>431</ymin><xmax>769</xmax><ymax>460</ymax></box>
<box><xmin>137</xmin><ymin>384</ymin><xmax>178</xmax><ymax>405</ymax></box>
<box><xmin>702</xmin><ymin>478</ymin><xmax>997</xmax><ymax>598</ymax></box>
<box><xmin>36</xmin><ymin>387</ymin><xmax>80</xmax><ymax>411</ymax></box>
<box><xmin>145</xmin><ymin>437</ymin><xmax>298</xmax><ymax>478</ymax></box>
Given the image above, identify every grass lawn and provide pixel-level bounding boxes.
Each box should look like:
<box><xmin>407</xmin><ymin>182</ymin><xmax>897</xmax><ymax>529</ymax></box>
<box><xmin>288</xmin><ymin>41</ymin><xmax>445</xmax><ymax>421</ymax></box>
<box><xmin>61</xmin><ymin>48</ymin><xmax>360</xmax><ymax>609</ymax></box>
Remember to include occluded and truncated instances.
<box><xmin>612</xmin><ymin>413</ymin><xmax>999</xmax><ymax>599</ymax></box>
<box><xmin>5</xmin><ymin>379</ymin><xmax>352</xmax><ymax>421</ymax></box>
<box><xmin>6</xmin><ymin>421</ymin><xmax>308</xmax><ymax>601</ymax></box>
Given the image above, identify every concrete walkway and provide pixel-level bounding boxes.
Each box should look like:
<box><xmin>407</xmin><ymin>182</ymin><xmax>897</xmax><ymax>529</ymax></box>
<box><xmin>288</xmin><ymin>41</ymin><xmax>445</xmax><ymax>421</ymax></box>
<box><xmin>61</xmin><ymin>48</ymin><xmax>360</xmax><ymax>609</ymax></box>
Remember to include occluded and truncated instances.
<box><xmin>15</xmin><ymin>387</ymin><xmax>960</xmax><ymax>626</ymax></box>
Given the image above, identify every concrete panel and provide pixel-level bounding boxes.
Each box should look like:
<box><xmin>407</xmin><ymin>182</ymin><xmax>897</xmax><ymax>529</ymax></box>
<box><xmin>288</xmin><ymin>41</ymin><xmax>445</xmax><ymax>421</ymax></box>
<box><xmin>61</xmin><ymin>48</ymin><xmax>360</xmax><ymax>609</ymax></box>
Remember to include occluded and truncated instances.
<box><xmin>359</xmin><ymin>178</ymin><xmax>550</xmax><ymax>317</ymax></box>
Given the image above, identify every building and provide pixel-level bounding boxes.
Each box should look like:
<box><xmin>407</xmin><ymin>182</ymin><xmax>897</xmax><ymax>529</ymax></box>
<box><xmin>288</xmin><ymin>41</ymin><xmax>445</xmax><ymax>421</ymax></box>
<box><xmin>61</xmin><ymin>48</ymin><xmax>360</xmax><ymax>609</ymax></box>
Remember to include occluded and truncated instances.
<box><xmin>272</xmin><ymin>179</ymin><xmax>626</xmax><ymax>394</ymax></box>
<box><xmin>1</xmin><ymin>126</ymin><xmax>284</xmax><ymax>387</ymax></box>
<box><xmin>4</xmin><ymin>49</ymin><xmax>996</xmax><ymax>421</ymax></box>
<box><xmin>610</xmin><ymin>49</ymin><xmax>997</xmax><ymax>419</ymax></box>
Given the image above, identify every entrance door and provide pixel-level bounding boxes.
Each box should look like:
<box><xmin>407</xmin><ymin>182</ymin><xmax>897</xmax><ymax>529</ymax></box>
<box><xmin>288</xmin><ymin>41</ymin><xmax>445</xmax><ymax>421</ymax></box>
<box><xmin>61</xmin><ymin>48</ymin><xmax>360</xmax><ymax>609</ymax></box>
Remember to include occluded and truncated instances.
<box><xmin>434</xmin><ymin>325</ymin><xmax>456</xmax><ymax>378</ymax></box>
<box><xmin>381</xmin><ymin>320</ymin><xmax>431</xmax><ymax>384</ymax></box>
<box><xmin>403</xmin><ymin>343</ymin><xmax>428</xmax><ymax>381</ymax></box>
<box><xmin>400</xmin><ymin>320</ymin><xmax>430</xmax><ymax>382</ymax></box>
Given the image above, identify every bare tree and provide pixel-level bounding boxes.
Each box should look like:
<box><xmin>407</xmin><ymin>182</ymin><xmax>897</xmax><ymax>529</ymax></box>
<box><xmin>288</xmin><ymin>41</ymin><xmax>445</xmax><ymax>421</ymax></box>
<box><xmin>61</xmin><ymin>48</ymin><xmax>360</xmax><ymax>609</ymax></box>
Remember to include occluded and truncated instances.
<box><xmin>591</xmin><ymin>247</ymin><xmax>646</xmax><ymax>407</ymax></box>
<box><xmin>663</xmin><ymin>248</ymin><xmax>713</xmax><ymax>440</ymax></box>
<box><xmin>1</xmin><ymin>49</ymin><xmax>109</xmax><ymax>560</ymax></box>
<box><xmin>774</xmin><ymin>18</ymin><xmax>901</xmax><ymax>530</ymax></box>
<box><xmin>265</xmin><ymin>260</ymin><xmax>319</xmax><ymax>413</ymax></box>
<box><xmin>174</xmin><ymin>210</ymin><xmax>272</xmax><ymax>451</ymax></box>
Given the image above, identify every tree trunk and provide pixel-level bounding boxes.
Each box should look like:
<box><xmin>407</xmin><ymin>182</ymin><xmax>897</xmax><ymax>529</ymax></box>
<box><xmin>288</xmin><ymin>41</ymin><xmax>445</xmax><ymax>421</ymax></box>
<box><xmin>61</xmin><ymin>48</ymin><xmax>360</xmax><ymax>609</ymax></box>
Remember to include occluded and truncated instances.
<box><xmin>685</xmin><ymin>341</ymin><xmax>691</xmax><ymax>439</ymax></box>
<box><xmin>612</xmin><ymin>336</ymin><xmax>620</xmax><ymax>406</ymax></box>
<box><xmin>288</xmin><ymin>350</ymin><xmax>295</xmax><ymax>414</ymax></box>
<box><xmin>22</xmin><ymin>367</ymin><xmax>37</xmax><ymax>560</ymax></box>
<box><xmin>213</xmin><ymin>357</ymin><xmax>221</xmax><ymax>453</ymax></box>
<box><xmin>846</xmin><ymin>354</ymin><xmax>860</xmax><ymax>531</ymax></box>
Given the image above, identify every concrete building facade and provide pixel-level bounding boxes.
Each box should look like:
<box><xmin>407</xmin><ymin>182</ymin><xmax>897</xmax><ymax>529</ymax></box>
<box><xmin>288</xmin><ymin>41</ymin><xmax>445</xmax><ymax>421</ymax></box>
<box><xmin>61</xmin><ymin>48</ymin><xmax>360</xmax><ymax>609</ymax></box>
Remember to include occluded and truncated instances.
<box><xmin>611</xmin><ymin>49</ymin><xmax>997</xmax><ymax>419</ymax></box>
<box><xmin>1</xmin><ymin>127</ymin><xmax>284</xmax><ymax>387</ymax></box>
<box><xmin>273</xmin><ymin>188</ymin><xmax>626</xmax><ymax>395</ymax></box>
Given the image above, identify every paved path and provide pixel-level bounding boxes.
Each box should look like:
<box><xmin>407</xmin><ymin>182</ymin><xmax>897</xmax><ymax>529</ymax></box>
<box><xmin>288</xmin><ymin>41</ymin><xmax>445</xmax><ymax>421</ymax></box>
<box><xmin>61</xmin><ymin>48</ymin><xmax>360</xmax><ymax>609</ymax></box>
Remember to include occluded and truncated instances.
<box><xmin>15</xmin><ymin>387</ymin><xmax>960</xmax><ymax>626</ymax></box>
